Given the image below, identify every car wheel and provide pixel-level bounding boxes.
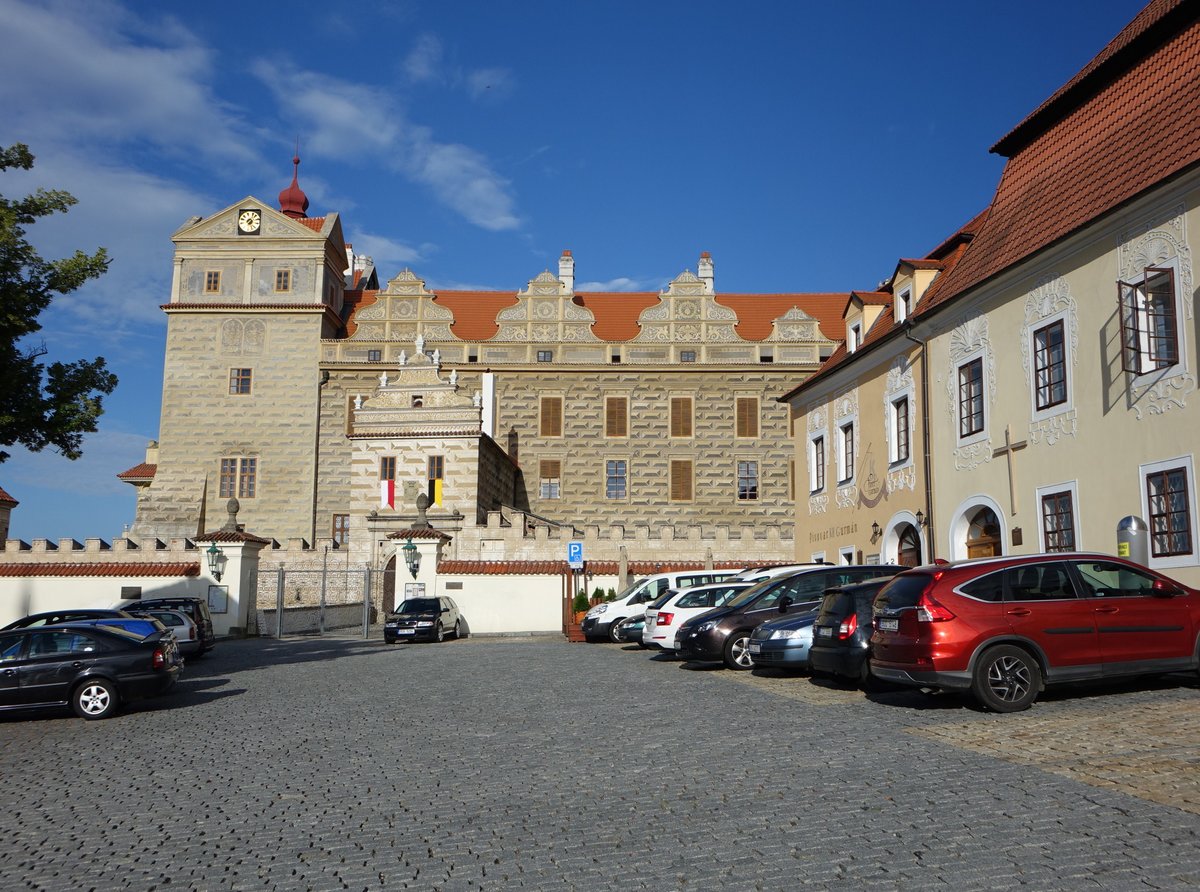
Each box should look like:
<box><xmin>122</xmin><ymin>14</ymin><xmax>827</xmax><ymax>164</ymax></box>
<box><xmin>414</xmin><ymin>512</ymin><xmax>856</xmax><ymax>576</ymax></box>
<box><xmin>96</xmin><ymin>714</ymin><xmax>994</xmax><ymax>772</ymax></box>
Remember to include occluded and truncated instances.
<box><xmin>971</xmin><ymin>645</ymin><xmax>1041</xmax><ymax>713</ymax></box>
<box><xmin>434</xmin><ymin>623</ymin><xmax>445</xmax><ymax>643</ymax></box>
<box><xmin>723</xmin><ymin>632</ymin><xmax>754</xmax><ymax>670</ymax></box>
<box><xmin>73</xmin><ymin>679</ymin><xmax>119</xmax><ymax>720</ymax></box>
<box><xmin>609</xmin><ymin>618</ymin><xmax>629</xmax><ymax>643</ymax></box>
<box><xmin>453</xmin><ymin>619</ymin><xmax>464</xmax><ymax>640</ymax></box>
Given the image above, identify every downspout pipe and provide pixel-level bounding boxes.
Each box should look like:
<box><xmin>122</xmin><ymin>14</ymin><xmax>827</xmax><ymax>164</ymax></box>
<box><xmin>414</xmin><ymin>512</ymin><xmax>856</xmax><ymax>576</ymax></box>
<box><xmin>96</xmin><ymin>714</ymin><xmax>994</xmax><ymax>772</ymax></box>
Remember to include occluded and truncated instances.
<box><xmin>903</xmin><ymin>322</ymin><xmax>936</xmax><ymax>560</ymax></box>
<box><xmin>311</xmin><ymin>369</ymin><xmax>331</xmax><ymax>546</ymax></box>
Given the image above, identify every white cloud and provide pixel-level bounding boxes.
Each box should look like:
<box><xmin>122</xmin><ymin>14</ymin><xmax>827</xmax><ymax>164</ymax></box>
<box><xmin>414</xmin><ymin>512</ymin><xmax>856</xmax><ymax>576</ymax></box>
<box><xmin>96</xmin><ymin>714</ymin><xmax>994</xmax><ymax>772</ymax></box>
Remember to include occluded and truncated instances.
<box><xmin>577</xmin><ymin>277</ymin><xmax>663</xmax><ymax>292</ymax></box>
<box><xmin>405</xmin><ymin>34</ymin><xmax>444</xmax><ymax>83</ymax></box>
<box><xmin>255</xmin><ymin>63</ymin><xmax>520</xmax><ymax>232</ymax></box>
<box><xmin>348</xmin><ymin>232</ymin><xmax>431</xmax><ymax>270</ymax></box>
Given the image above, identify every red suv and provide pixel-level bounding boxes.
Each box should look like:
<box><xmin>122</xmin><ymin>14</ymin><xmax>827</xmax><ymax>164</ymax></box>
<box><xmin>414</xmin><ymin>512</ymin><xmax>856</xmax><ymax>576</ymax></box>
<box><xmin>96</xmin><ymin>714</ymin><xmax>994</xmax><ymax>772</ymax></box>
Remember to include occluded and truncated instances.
<box><xmin>869</xmin><ymin>553</ymin><xmax>1199</xmax><ymax>712</ymax></box>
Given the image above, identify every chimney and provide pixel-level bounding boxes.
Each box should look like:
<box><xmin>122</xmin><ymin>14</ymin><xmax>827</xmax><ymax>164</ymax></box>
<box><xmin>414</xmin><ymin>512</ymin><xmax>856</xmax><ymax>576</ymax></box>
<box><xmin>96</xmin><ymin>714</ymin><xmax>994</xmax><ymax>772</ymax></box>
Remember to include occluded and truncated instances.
<box><xmin>698</xmin><ymin>251</ymin><xmax>714</xmax><ymax>293</ymax></box>
<box><xmin>559</xmin><ymin>250</ymin><xmax>575</xmax><ymax>293</ymax></box>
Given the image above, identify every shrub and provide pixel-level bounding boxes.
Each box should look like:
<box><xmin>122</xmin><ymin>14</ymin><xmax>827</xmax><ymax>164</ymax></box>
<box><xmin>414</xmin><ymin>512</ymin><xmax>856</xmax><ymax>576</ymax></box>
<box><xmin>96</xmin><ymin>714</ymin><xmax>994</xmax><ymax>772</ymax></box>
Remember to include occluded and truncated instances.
<box><xmin>572</xmin><ymin>590</ymin><xmax>590</xmax><ymax>614</ymax></box>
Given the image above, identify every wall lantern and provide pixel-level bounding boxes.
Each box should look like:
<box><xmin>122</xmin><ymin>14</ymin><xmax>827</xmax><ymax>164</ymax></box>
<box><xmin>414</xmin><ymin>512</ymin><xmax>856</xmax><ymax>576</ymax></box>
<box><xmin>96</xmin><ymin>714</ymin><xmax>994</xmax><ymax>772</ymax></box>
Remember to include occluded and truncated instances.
<box><xmin>402</xmin><ymin>539</ymin><xmax>421</xmax><ymax>578</ymax></box>
<box><xmin>915</xmin><ymin>510</ymin><xmax>926</xmax><ymax>528</ymax></box>
<box><xmin>206</xmin><ymin>543</ymin><xmax>227</xmax><ymax>582</ymax></box>
<box><xmin>871</xmin><ymin>521</ymin><xmax>881</xmax><ymax>540</ymax></box>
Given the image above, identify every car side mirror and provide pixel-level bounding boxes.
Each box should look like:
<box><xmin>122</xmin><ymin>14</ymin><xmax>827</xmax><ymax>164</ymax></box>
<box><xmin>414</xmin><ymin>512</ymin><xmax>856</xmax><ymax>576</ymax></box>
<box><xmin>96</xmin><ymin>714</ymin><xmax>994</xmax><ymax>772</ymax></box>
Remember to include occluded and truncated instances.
<box><xmin>779</xmin><ymin>595</ymin><xmax>792</xmax><ymax>613</ymax></box>
<box><xmin>1152</xmin><ymin>579</ymin><xmax>1185</xmax><ymax>597</ymax></box>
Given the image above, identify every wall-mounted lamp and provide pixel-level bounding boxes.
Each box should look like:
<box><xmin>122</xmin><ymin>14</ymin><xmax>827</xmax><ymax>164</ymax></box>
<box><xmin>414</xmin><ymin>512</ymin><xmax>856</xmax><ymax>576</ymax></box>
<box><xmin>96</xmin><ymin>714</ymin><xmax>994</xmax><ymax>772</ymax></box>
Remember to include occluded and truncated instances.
<box><xmin>915</xmin><ymin>510</ymin><xmax>927</xmax><ymax>528</ymax></box>
<box><xmin>401</xmin><ymin>539</ymin><xmax>420</xmax><ymax>579</ymax></box>
<box><xmin>205</xmin><ymin>543</ymin><xmax>227</xmax><ymax>582</ymax></box>
<box><xmin>871</xmin><ymin>521</ymin><xmax>881</xmax><ymax>540</ymax></box>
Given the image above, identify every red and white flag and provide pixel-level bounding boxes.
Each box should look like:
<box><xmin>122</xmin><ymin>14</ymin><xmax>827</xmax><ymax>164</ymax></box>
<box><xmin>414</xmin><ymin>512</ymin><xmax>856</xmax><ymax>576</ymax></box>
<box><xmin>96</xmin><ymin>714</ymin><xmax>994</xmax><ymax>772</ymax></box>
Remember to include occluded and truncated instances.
<box><xmin>380</xmin><ymin>479</ymin><xmax>395</xmax><ymax>508</ymax></box>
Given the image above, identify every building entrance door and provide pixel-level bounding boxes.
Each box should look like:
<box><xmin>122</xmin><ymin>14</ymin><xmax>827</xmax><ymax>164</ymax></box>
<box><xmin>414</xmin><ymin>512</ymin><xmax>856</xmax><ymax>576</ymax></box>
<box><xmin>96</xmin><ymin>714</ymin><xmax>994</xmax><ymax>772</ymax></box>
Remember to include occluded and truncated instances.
<box><xmin>966</xmin><ymin>507</ymin><xmax>1002</xmax><ymax>558</ymax></box>
<box><xmin>382</xmin><ymin>555</ymin><xmax>396</xmax><ymax>615</ymax></box>
<box><xmin>897</xmin><ymin>524</ymin><xmax>922</xmax><ymax>567</ymax></box>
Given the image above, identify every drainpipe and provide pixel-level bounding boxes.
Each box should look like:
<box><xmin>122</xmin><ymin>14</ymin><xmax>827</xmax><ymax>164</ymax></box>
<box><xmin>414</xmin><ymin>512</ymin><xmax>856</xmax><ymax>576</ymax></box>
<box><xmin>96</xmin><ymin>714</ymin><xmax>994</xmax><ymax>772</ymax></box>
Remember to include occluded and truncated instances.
<box><xmin>311</xmin><ymin>369</ymin><xmax>331</xmax><ymax>546</ymax></box>
<box><xmin>903</xmin><ymin>322</ymin><xmax>936</xmax><ymax>560</ymax></box>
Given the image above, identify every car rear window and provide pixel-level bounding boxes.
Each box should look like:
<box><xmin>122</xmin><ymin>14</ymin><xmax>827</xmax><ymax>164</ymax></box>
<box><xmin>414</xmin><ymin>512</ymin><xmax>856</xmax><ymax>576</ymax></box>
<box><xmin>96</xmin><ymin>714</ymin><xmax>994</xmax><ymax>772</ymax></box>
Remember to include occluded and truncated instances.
<box><xmin>873</xmin><ymin>574</ymin><xmax>934</xmax><ymax>612</ymax></box>
<box><xmin>648</xmin><ymin>591</ymin><xmax>677</xmax><ymax>609</ymax></box>
<box><xmin>818</xmin><ymin>590</ymin><xmax>856</xmax><ymax>620</ymax></box>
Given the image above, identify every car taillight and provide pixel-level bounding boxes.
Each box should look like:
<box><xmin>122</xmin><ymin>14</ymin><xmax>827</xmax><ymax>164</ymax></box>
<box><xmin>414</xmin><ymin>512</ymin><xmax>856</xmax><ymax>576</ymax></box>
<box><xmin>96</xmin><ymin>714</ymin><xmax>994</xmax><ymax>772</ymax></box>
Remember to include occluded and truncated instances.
<box><xmin>190</xmin><ymin>626</ymin><xmax>196</xmax><ymax>640</ymax></box>
<box><xmin>657</xmin><ymin>612</ymin><xmax>673</xmax><ymax>625</ymax></box>
<box><xmin>151</xmin><ymin>647</ymin><xmax>166</xmax><ymax>670</ymax></box>
<box><xmin>916</xmin><ymin>593</ymin><xmax>955</xmax><ymax>622</ymax></box>
<box><xmin>837</xmin><ymin>613</ymin><xmax>858</xmax><ymax>640</ymax></box>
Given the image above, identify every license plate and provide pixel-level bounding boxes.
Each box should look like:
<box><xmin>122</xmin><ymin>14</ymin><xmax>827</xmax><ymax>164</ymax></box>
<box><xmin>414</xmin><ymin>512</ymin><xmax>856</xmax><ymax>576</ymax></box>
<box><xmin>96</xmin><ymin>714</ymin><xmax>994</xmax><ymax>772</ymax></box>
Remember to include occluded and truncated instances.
<box><xmin>817</xmin><ymin>626</ymin><xmax>833</xmax><ymax>637</ymax></box>
<box><xmin>878</xmin><ymin>618</ymin><xmax>899</xmax><ymax>632</ymax></box>
<box><xmin>396</xmin><ymin>629</ymin><xmax>415</xmax><ymax>635</ymax></box>
<box><xmin>749</xmin><ymin>643</ymin><xmax>760</xmax><ymax>654</ymax></box>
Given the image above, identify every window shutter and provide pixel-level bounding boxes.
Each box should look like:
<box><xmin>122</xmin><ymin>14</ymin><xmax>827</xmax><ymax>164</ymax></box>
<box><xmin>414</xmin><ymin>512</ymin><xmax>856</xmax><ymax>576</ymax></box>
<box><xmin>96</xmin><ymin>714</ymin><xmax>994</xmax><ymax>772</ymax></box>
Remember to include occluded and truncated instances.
<box><xmin>671</xmin><ymin>397</ymin><xmax>692</xmax><ymax>437</ymax></box>
<box><xmin>1117</xmin><ymin>279</ymin><xmax>1142</xmax><ymax>374</ymax></box>
<box><xmin>736</xmin><ymin>398</ymin><xmax>758</xmax><ymax>437</ymax></box>
<box><xmin>540</xmin><ymin>397</ymin><xmax>563</xmax><ymax>437</ymax></box>
<box><xmin>606</xmin><ymin>397</ymin><xmax>627</xmax><ymax>437</ymax></box>
<box><xmin>540</xmin><ymin>459</ymin><xmax>561</xmax><ymax>479</ymax></box>
<box><xmin>671</xmin><ymin>460</ymin><xmax>693</xmax><ymax>501</ymax></box>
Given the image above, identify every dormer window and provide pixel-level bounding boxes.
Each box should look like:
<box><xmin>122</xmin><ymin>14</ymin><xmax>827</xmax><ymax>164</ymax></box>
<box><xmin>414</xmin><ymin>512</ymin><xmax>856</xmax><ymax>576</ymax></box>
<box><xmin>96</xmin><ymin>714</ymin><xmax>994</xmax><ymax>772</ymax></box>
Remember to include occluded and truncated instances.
<box><xmin>848</xmin><ymin>322</ymin><xmax>862</xmax><ymax>354</ymax></box>
<box><xmin>896</xmin><ymin>288</ymin><xmax>912</xmax><ymax>323</ymax></box>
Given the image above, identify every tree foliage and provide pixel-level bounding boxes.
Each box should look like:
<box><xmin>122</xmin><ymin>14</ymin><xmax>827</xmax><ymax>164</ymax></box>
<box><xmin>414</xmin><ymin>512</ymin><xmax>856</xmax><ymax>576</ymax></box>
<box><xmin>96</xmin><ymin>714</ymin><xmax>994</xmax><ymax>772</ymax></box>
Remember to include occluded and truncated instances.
<box><xmin>0</xmin><ymin>143</ymin><xmax>116</xmax><ymax>463</ymax></box>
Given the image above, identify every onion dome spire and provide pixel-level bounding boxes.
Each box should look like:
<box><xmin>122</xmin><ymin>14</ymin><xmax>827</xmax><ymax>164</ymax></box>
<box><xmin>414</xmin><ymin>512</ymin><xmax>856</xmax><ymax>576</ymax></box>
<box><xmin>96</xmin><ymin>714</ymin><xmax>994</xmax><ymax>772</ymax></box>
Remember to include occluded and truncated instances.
<box><xmin>278</xmin><ymin>152</ymin><xmax>310</xmax><ymax>219</ymax></box>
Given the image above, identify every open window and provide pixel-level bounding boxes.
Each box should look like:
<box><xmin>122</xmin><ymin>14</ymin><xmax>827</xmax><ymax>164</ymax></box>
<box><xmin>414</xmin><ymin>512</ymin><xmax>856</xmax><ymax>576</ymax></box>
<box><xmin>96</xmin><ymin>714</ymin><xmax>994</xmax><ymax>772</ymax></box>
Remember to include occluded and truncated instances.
<box><xmin>1119</xmin><ymin>266</ymin><xmax>1178</xmax><ymax>375</ymax></box>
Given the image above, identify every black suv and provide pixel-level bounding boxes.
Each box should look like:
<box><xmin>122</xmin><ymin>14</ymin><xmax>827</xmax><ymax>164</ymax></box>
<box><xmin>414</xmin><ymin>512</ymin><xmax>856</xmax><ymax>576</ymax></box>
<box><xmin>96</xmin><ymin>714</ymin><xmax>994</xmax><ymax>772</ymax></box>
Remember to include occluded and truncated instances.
<box><xmin>677</xmin><ymin>566</ymin><xmax>902</xmax><ymax>670</ymax></box>
<box><xmin>808</xmin><ymin>577</ymin><xmax>897</xmax><ymax>688</ymax></box>
<box><xmin>384</xmin><ymin>596</ymin><xmax>464</xmax><ymax>643</ymax></box>
<box><xmin>121</xmin><ymin>597</ymin><xmax>215</xmax><ymax>656</ymax></box>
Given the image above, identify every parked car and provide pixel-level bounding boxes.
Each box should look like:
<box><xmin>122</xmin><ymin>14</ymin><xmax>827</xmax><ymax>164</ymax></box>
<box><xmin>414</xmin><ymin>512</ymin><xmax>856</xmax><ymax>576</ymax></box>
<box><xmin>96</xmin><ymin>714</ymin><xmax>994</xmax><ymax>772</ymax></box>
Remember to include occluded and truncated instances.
<box><xmin>749</xmin><ymin>569</ymin><xmax>902</xmax><ymax>672</ymax></box>
<box><xmin>731</xmin><ymin>563</ymin><xmax>829</xmax><ymax>584</ymax></box>
<box><xmin>614</xmin><ymin>615</ymin><xmax>646</xmax><ymax>644</ymax></box>
<box><xmin>126</xmin><ymin>608</ymin><xmax>203</xmax><ymax>658</ymax></box>
<box><xmin>384</xmin><ymin>596</ymin><xmax>463</xmax><ymax>643</ymax></box>
<box><xmin>2</xmin><ymin>609</ymin><xmax>134</xmax><ymax>631</ymax></box>
<box><xmin>870</xmin><ymin>553</ymin><xmax>1200</xmax><ymax>712</ymax></box>
<box><xmin>582</xmin><ymin>570</ymin><xmax>739</xmax><ymax>643</ymax></box>
<box><xmin>678</xmin><ymin>565</ymin><xmax>903</xmax><ymax>670</ymax></box>
<box><xmin>117</xmin><ymin>597</ymin><xmax>215</xmax><ymax>656</ymax></box>
<box><xmin>68</xmin><ymin>616</ymin><xmax>170</xmax><ymax>639</ymax></box>
<box><xmin>0</xmin><ymin>623</ymin><xmax>182</xmax><ymax>720</ymax></box>
<box><xmin>807</xmin><ymin>577</ymin><xmax>899</xmax><ymax>686</ymax></box>
<box><xmin>642</xmin><ymin>581</ymin><xmax>753</xmax><ymax>651</ymax></box>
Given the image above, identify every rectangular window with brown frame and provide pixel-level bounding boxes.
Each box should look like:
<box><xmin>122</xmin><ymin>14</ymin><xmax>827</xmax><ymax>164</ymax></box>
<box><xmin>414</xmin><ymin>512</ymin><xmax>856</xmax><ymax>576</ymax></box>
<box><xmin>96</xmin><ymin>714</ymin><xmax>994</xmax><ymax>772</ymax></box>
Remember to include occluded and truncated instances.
<box><xmin>539</xmin><ymin>396</ymin><xmax>563</xmax><ymax>437</ymax></box>
<box><xmin>811</xmin><ymin>435</ymin><xmax>825</xmax><ymax>494</ymax></box>
<box><xmin>204</xmin><ymin>270</ymin><xmax>221</xmax><ymax>293</ymax></box>
<box><xmin>670</xmin><ymin>459</ymin><xmax>693</xmax><ymax>502</ymax></box>
<box><xmin>427</xmin><ymin>454</ymin><xmax>444</xmax><ymax>505</ymax></box>
<box><xmin>735</xmin><ymin>397</ymin><xmax>759</xmax><ymax>438</ymax></box>
<box><xmin>1119</xmin><ymin>267</ymin><xmax>1178</xmax><ymax>375</ymax></box>
<box><xmin>605</xmin><ymin>396</ymin><xmax>628</xmax><ymax>438</ymax></box>
<box><xmin>379</xmin><ymin>456</ymin><xmax>396</xmax><ymax>481</ymax></box>
<box><xmin>670</xmin><ymin>396</ymin><xmax>693</xmax><ymax>438</ymax></box>
<box><xmin>1040</xmin><ymin>491</ymin><xmax>1075</xmax><ymax>552</ymax></box>
<box><xmin>839</xmin><ymin>423</ymin><xmax>855</xmax><ymax>484</ymax></box>
<box><xmin>1146</xmin><ymin>467</ymin><xmax>1192</xmax><ymax>557</ymax></box>
<box><xmin>958</xmin><ymin>358</ymin><xmax>984</xmax><ymax>438</ymax></box>
<box><xmin>539</xmin><ymin>459</ymin><xmax>561</xmax><ymax>499</ymax></box>
<box><xmin>332</xmin><ymin>514</ymin><xmax>350</xmax><ymax>547</ymax></box>
<box><xmin>737</xmin><ymin>460</ymin><xmax>759</xmax><ymax>501</ymax></box>
<box><xmin>892</xmin><ymin>396</ymin><xmax>909</xmax><ymax>463</ymax></box>
<box><xmin>274</xmin><ymin>269</ymin><xmax>291</xmax><ymax>293</ymax></box>
<box><xmin>1033</xmin><ymin>321</ymin><xmax>1067</xmax><ymax>410</ymax></box>
<box><xmin>228</xmin><ymin>368</ymin><xmax>252</xmax><ymax>395</ymax></box>
<box><xmin>219</xmin><ymin>456</ymin><xmax>257</xmax><ymax>498</ymax></box>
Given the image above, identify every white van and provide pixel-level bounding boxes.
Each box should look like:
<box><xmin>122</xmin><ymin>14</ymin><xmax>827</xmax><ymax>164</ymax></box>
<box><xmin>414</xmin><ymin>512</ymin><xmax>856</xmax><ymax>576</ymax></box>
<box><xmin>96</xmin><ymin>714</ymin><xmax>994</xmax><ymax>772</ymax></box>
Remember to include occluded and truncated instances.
<box><xmin>581</xmin><ymin>570</ymin><xmax>739</xmax><ymax>642</ymax></box>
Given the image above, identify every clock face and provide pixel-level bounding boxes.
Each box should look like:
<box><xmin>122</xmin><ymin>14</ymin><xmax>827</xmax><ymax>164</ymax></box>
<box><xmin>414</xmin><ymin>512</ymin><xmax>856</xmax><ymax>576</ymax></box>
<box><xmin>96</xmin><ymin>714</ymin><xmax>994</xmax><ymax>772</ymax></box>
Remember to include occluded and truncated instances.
<box><xmin>237</xmin><ymin>209</ymin><xmax>262</xmax><ymax>234</ymax></box>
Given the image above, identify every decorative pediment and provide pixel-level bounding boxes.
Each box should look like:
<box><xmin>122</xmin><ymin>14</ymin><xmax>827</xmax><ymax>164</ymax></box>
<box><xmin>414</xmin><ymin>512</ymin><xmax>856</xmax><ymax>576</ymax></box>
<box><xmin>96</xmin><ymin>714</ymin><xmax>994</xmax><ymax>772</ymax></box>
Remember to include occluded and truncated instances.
<box><xmin>350</xmin><ymin>360</ymin><xmax>481</xmax><ymax>437</ymax></box>
<box><xmin>175</xmin><ymin>196</ymin><xmax>325</xmax><ymax>242</ymax></box>
<box><xmin>521</xmin><ymin>270</ymin><xmax>569</xmax><ymax>297</ymax></box>
<box><xmin>383</xmin><ymin>269</ymin><xmax>434</xmax><ymax>296</ymax></box>
<box><xmin>766</xmin><ymin>307</ymin><xmax>824</xmax><ymax>343</ymax></box>
<box><xmin>663</xmin><ymin>270</ymin><xmax>707</xmax><ymax>296</ymax></box>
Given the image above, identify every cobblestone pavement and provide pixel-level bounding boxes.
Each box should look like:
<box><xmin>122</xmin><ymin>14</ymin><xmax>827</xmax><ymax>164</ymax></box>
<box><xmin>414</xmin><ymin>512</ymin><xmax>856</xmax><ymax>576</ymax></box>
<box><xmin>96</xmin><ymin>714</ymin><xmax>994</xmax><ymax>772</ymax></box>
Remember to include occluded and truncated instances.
<box><xmin>2</xmin><ymin>634</ymin><xmax>1198</xmax><ymax>891</ymax></box>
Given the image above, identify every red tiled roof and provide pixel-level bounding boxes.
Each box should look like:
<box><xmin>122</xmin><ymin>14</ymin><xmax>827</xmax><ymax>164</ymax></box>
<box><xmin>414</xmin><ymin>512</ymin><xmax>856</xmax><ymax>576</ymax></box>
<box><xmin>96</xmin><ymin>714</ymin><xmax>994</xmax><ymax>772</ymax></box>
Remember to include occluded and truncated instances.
<box><xmin>342</xmin><ymin>290</ymin><xmax>377</xmax><ymax>337</ymax></box>
<box><xmin>117</xmin><ymin>463</ymin><xmax>156</xmax><ymax>481</ymax></box>
<box><xmin>0</xmin><ymin>562</ymin><xmax>200</xmax><ymax>577</ymax></box>
<box><xmin>433</xmin><ymin>291</ymin><xmax>521</xmax><ymax>341</ymax></box>
<box><xmin>574</xmin><ymin>293</ymin><xmax>661</xmax><ymax>341</ymax></box>
<box><xmin>195</xmin><ymin>530</ymin><xmax>273</xmax><ymax>545</ymax></box>
<box><xmin>927</xmin><ymin>2</ymin><xmax>1200</xmax><ymax>311</ymax></box>
<box><xmin>851</xmin><ymin>291</ymin><xmax>892</xmax><ymax>307</ymax></box>
<box><xmin>897</xmin><ymin>258</ymin><xmax>945</xmax><ymax>271</ymax></box>
<box><xmin>387</xmin><ymin>528</ymin><xmax>452</xmax><ymax>540</ymax></box>
<box><xmin>0</xmin><ymin>485</ymin><xmax>17</xmax><ymax>506</ymax></box>
<box><xmin>298</xmin><ymin>216</ymin><xmax>326</xmax><ymax>232</ymax></box>
<box><xmin>716</xmin><ymin>294</ymin><xmax>850</xmax><ymax>341</ymax></box>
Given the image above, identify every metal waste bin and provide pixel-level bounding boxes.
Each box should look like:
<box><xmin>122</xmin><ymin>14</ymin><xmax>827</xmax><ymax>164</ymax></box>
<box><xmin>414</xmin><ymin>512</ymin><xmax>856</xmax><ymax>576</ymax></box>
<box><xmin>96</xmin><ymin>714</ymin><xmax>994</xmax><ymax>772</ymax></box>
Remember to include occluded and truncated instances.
<box><xmin>1116</xmin><ymin>515</ymin><xmax>1149</xmax><ymax>565</ymax></box>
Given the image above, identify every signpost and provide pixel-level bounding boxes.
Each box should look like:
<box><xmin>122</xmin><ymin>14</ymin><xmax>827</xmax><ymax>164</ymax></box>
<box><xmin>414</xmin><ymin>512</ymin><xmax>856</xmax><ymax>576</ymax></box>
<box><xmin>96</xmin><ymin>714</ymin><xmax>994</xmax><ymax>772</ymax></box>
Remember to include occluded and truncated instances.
<box><xmin>567</xmin><ymin>540</ymin><xmax>584</xmax><ymax>570</ymax></box>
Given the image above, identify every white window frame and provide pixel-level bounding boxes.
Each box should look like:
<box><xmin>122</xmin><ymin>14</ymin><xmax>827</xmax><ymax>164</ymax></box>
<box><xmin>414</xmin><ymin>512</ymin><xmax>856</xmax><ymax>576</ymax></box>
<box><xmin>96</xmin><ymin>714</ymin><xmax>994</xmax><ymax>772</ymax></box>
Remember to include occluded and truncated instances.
<box><xmin>896</xmin><ymin>287</ymin><xmax>911</xmax><ymax>323</ymax></box>
<box><xmin>839</xmin><ymin>546</ymin><xmax>855</xmax><ymax>565</ymax></box>
<box><xmin>810</xmin><ymin>551</ymin><xmax>826</xmax><ymax>564</ymax></box>
<box><xmin>1029</xmin><ymin>309</ymin><xmax>1074</xmax><ymax>424</ymax></box>
<box><xmin>1035</xmin><ymin>480</ymin><xmax>1080</xmax><ymax>553</ymax></box>
<box><xmin>837</xmin><ymin>420</ymin><xmax>857</xmax><ymax>485</ymax></box>
<box><xmin>808</xmin><ymin>429</ymin><xmax>827</xmax><ymax>494</ymax></box>
<box><xmin>956</xmin><ymin>349</ymin><xmax>988</xmax><ymax>447</ymax></box>
<box><xmin>1139</xmin><ymin>454</ymin><xmax>1198</xmax><ymax>570</ymax></box>
<box><xmin>887</xmin><ymin>389</ymin><xmax>914</xmax><ymax>467</ymax></box>
<box><xmin>848</xmin><ymin>322</ymin><xmax>862</xmax><ymax>354</ymax></box>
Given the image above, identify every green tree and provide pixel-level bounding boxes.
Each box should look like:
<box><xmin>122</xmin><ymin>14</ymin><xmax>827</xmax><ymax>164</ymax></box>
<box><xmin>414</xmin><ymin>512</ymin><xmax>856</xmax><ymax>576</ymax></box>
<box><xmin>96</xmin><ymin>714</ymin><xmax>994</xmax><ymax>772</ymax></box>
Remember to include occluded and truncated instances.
<box><xmin>0</xmin><ymin>144</ymin><xmax>116</xmax><ymax>463</ymax></box>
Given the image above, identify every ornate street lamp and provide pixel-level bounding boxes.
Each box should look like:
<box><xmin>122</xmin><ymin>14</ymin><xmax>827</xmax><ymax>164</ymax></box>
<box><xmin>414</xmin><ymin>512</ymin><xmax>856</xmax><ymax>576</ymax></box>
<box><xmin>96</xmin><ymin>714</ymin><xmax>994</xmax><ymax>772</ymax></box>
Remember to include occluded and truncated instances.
<box><xmin>401</xmin><ymin>539</ymin><xmax>420</xmax><ymax>578</ymax></box>
<box><xmin>205</xmin><ymin>543</ymin><xmax>227</xmax><ymax>582</ymax></box>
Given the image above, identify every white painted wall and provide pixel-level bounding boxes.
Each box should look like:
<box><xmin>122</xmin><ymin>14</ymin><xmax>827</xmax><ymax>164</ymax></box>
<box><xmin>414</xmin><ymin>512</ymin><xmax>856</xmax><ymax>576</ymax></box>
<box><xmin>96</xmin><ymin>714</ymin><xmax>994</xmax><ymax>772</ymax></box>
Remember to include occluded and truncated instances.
<box><xmin>0</xmin><ymin>575</ymin><xmax>209</xmax><ymax>629</ymax></box>
<box><xmin>438</xmin><ymin>573</ymin><xmax>621</xmax><ymax>634</ymax></box>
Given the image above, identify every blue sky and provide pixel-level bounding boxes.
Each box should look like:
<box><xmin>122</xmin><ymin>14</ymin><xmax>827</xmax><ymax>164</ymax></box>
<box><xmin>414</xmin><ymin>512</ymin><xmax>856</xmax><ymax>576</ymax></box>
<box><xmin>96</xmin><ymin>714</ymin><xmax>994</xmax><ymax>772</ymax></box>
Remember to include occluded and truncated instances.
<box><xmin>1</xmin><ymin>0</ymin><xmax>1147</xmax><ymax>542</ymax></box>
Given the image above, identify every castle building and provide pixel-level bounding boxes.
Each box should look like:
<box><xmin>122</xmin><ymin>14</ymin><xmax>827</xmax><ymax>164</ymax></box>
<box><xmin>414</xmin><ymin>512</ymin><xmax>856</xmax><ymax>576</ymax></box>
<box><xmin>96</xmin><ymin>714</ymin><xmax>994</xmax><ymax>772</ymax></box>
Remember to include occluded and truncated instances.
<box><xmin>121</xmin><ymin>158</ymin><xmax>850</xmax><ymax>569</ymax></box>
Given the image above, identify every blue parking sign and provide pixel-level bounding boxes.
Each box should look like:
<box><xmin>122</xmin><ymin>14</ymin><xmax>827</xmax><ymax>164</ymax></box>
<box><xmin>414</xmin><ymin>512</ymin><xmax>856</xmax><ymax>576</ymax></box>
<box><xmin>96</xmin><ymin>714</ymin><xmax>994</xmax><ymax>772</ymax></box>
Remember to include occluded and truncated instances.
<box><xmin>567</xmin><ymin>541</ymin><xmax>584</xmax><ymax>569</ymax></box>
